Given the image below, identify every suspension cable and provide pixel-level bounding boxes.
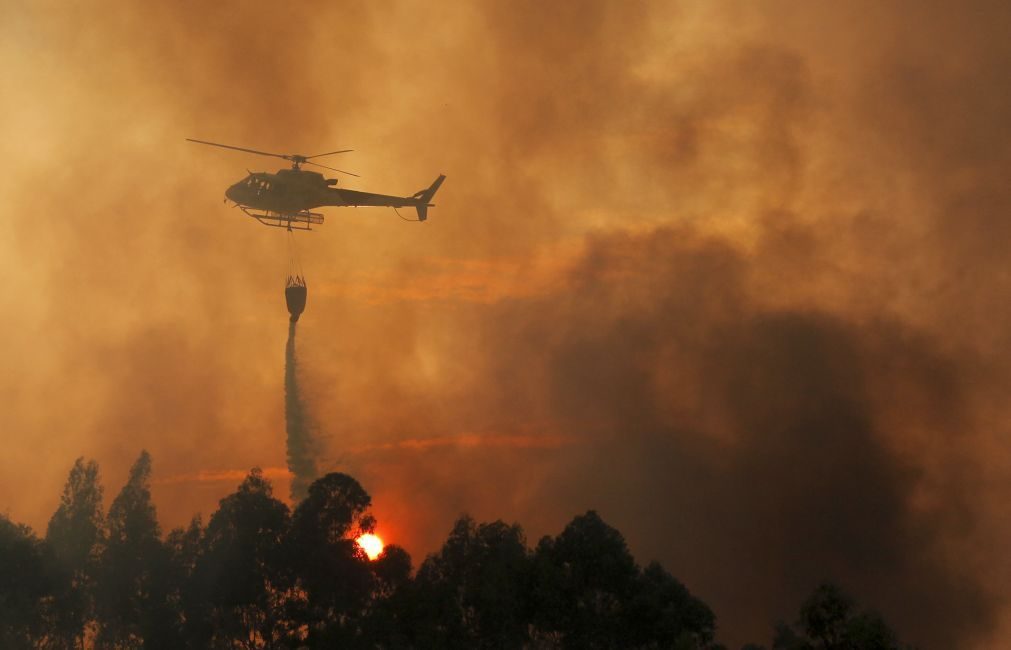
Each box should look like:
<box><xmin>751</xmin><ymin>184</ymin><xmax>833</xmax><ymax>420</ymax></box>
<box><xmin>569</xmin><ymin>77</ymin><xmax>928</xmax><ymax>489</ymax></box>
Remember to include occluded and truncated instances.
<box><xmin>286</xmin><ymin>229</ymin><xmax>305</xmax><ymax>282</ymax></box>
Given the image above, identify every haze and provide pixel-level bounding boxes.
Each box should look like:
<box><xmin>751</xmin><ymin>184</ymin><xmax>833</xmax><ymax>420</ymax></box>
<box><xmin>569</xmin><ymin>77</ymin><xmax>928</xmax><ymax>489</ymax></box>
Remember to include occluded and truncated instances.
<box><xmin>2</xmin><ymin>2</ymin><xmax>1009</xmax><ymax>647</ymax></box>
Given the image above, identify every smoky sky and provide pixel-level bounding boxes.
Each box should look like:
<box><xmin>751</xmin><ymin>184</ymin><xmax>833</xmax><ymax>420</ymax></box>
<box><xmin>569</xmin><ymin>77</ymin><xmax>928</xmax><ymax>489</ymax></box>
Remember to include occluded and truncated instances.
<box><xmin>331</xmin><ymin>224</ymin><xmax>997</xmax><ymax>648</ymax></box>
<box><xmin>2</xmin><ymin>1</ymin><xmax>1009</xmax><ymax>647</ymax></box>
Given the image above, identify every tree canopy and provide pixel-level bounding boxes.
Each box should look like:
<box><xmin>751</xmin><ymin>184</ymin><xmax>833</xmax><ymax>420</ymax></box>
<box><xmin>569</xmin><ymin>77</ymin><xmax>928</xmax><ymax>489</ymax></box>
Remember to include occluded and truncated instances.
<box><xmin>0</xmin><ymin>453</ymin><xmax>912</xmax><ymax>649</ymax></box>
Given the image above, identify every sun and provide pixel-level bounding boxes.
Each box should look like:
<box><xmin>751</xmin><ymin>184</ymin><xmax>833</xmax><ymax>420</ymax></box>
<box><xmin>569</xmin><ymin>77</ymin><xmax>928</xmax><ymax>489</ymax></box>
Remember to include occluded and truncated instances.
<box><xmin>356</xmin><ymin>533</ymin><xmax>384</xmax><ymax>560</ymax></box>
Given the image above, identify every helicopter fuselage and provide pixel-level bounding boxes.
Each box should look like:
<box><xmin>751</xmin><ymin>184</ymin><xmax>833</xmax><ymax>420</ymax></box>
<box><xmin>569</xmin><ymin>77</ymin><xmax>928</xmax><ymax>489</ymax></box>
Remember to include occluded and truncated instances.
<box><xmin>225</xmin><ymin>168</ymin><xmax>341</xmax><ymax>213</ymax></box>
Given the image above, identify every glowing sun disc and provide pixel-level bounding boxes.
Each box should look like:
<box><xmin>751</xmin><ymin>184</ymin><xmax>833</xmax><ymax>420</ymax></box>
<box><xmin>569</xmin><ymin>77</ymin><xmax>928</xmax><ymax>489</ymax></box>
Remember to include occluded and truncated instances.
<box><xmin>357</xmin><ymin>533</ymin><xmax>384</xmax><ymax>560</ymax></box>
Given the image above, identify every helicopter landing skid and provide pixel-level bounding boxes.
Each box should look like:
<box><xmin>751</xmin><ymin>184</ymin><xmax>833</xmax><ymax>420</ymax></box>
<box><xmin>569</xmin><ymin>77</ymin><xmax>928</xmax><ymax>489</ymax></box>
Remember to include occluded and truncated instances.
<box><xmin>239</xmin><ymin>206</ymin><xmax>324</xmax><ymax>231</ymax></box>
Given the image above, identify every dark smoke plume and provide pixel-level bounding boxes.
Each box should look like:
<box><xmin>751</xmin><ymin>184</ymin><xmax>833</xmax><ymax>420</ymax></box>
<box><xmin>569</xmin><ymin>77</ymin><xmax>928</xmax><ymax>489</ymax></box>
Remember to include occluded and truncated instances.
<box><xmin>333</xmin><ymin>225</ymin><xmax>998</xmax><ymax>649</ymax></box>
<box><xmin>515</xmin><ymin>228</ymin><xmax>993</xmax><ymax>649</ymax></box>
<box><xmin>285</xmin><ymin>321</ymin><xmax>318</xmax><ymax>502</ymax></box>
<box><xmin>4</xmin><ymin>1</ymin><xmax>1009</xmax><ymax>647</ymax></box>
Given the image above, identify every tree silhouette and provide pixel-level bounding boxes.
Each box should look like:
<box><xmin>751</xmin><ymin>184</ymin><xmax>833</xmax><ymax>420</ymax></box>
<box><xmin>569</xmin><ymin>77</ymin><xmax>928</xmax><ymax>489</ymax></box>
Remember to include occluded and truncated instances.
<box><xmin>0</xmin><ymin>453</ymin><xmax>915</xmax><ymax>649</ymax></box>
<box><xmin>164</xmin><ymin>516</ymin><xmax>206</xmax><ymax>647</ymax></box>
<box><xmin>0</xmin><ymin>516</ymin><xmax>55</xmax><ymax>647</ymax></box>
<box><xmin>96</xmin><ymin>450</ymin><xmax>176</xmax><ymax>648</ymax></box>
<box><xmin>285</xmin><ymin>472</ymin><xmax>377</xmax><ymax>647</ymax></box>
<box><xmin>530</xmin><ymin>510</ymin><xmax>641</xmax><ymax>648</ymax></box>
<box><xmin>46</xmin><ymin>457</ymin><xmax>106</xmax><ymax>648</ymax></box>
<box><xmin>192</xmin><ymin>468</ymin><xmax>292</xmax><ymax>648</ymax></box>
<box><xmin>771</xmin><ymin>583</ymin><xmax>902</xmax><ymax>650</ymax></box>
<box><xmin>359</xmin><ymin>544</ymin><xmax>414</xmax><ymax>647</ymax></box>
<box><xmin>411</xmin><ymin>516</ymin><xmax>531</xmax><ymax>648</ymax></box>
<box><xmin>627</xmin><ymin>562</ymin><xmax>716</xmax><ymax>649</ymax></box>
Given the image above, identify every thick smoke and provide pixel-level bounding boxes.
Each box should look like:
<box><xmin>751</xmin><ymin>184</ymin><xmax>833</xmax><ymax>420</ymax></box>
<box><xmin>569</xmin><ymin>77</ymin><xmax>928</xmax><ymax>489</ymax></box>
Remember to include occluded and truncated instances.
<box><xmin>285</xmin><ymin>321</ymin><xmax>318</xmax><ymax>502</ymax></box>
<box><xmin>336</xmin><ymin>224</ymin><xmax>996</xmax><ymax>648</ymax></box>
<box><xmin>504</xmin><ymin>228</ymin><xmax>991</xmax><ymax>648</ymax></box>
<box><xmin>2</xmin><ymin>1</ymin><xmax>1009</xmax><ymax>647</ymax></box>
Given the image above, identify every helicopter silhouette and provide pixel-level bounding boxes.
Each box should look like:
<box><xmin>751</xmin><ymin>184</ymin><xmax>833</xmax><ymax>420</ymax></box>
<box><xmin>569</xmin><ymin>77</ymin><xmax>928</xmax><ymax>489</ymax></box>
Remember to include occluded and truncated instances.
<box><xmin>188</xmin><ymin>138</ymin><xmax>445</xmax><ymax>230</ymax></box>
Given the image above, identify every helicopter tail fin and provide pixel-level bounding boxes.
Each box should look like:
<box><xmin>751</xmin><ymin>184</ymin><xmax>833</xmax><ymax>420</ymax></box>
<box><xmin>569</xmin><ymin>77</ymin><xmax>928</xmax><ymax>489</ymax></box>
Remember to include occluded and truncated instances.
<box><xmin>411</xmin><ymin>174</ymin><xmax>445</xmax><ymax>221</ymax></box>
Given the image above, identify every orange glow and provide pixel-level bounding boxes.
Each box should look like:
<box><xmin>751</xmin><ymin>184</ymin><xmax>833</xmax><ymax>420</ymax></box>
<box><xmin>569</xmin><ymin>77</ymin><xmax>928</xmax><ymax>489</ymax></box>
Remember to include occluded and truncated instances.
<box><xmin>356</xmin><ymin>533</ymin><xmax>384</xmax><ymax>560</ymax></box>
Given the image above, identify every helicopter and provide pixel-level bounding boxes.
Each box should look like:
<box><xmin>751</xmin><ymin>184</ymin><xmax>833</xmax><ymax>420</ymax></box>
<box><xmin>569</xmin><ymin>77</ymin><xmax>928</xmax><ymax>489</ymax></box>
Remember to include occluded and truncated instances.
<box><xmin>187</xmin><ymin>138</ymin><xmax>445</xmax><ymax>230</ymax></box>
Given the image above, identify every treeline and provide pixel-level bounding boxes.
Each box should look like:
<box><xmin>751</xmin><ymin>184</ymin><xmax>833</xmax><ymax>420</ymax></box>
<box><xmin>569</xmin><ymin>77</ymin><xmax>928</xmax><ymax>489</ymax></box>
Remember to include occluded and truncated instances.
<box><xmin>1</xmin><ymin>453</ymin><xmax>907</xmax><ymax>649</ymax></box>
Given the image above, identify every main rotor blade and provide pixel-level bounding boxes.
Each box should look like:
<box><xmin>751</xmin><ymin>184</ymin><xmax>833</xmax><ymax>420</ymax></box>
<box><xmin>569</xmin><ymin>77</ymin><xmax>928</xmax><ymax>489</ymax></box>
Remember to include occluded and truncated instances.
<box><xmin>186</xmin><ymin>138</ymin><xmax>287</xmax><ymax>160</ymax></box>
<box><xmin>306</xmin><ymin>149</ymin><xmax>353</xmax><ymax>159</ymax></box>
<box><xmin>306</xmin><ymin>160</ymin><xmax>360</xmax><ymax>177</ymax></box>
